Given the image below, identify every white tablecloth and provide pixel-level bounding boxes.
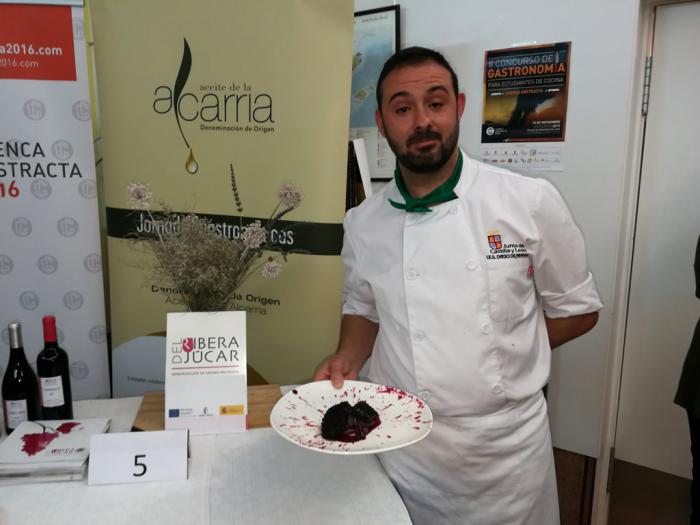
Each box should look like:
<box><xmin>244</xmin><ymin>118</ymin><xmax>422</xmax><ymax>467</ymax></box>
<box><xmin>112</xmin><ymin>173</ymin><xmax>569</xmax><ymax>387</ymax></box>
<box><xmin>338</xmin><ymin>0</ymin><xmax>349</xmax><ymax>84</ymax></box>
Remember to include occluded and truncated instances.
<box><xmin>0</xmin><ymin>397</ymin><xmax>412</xmax><ymax>525</ymax></box>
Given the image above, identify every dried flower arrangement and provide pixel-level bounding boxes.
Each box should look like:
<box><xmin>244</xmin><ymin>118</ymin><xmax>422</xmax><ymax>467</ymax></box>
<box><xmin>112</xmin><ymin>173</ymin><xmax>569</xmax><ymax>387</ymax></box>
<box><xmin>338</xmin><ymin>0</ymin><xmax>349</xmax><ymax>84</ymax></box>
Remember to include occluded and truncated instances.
<box><xmin>126</xmin><ymin>165</ymin><xmax>302</xmax><ymax>311</ymax></box>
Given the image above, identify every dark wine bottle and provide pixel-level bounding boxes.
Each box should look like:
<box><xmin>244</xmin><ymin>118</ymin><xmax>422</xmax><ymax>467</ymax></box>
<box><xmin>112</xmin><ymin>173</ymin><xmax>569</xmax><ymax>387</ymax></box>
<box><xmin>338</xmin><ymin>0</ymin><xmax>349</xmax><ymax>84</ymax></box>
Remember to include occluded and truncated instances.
<box><xmin>2</xmin><ymin>322</ymin><xmax>40</xmax><ymax>434</ymax></box>
<box><xmin>37</xmin><ymin>316</ymin><xmax>73</xmax><ymax>420</ymax></box>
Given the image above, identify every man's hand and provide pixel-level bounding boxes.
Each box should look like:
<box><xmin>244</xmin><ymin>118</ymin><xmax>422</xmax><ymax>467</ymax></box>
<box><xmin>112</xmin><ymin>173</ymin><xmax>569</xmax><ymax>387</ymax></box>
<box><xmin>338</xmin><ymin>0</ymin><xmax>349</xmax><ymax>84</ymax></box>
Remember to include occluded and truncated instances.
<box><xmin>312</xmin><ymin>314</ymin><xmax>378</xmax><ymax>389</ymax></box>
<box><xmin>313</xmin><ymin>355</ymin><xmax>359</xmax><ymax>388</ymax></box>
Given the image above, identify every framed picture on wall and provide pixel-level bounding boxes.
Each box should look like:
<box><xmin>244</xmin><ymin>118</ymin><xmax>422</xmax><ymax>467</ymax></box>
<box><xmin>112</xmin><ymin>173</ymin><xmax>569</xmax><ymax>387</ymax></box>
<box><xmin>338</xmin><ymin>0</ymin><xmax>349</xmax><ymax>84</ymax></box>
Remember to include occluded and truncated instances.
<box><xmin>350</xmin><ymin>5</ymin><xmax>400</xmax><ymax>182</ymax></box>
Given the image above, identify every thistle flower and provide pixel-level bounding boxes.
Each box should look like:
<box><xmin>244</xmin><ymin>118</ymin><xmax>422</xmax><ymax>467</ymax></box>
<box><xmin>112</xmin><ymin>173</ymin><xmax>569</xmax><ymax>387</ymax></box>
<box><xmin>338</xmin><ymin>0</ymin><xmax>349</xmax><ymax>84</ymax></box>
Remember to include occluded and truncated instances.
<box><xmin>278</xmin><ymin>183</ymin><xmax>302</xmax><ymax>209</ymax></box>
<box><xmin>129</xmin><ymin>164</ymin><xmax>302</xmax><ymax>312</ymax></box>
<box><xmin>261</xmin><ymin>258</ymin><xmax>282</xmax><ymax>279</ymax></box>
<box><xmin>127</xmin><ymin>182</ymin><xmax>152</xmax><ymax>210</ymax></box>
<box><xmin>241</xmin><ymin>221</ymin><xmax>266</xmax><ymax>250</ymax></box>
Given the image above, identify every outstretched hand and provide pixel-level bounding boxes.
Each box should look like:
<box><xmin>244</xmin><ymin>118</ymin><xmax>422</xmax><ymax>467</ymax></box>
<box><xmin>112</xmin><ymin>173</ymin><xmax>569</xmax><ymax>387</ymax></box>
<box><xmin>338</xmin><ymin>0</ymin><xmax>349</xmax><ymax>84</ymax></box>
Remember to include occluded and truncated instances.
<box><xmin>313</xmin><ymin>354</ymin><xmax>358</xmax><ymax>389</ymax></box>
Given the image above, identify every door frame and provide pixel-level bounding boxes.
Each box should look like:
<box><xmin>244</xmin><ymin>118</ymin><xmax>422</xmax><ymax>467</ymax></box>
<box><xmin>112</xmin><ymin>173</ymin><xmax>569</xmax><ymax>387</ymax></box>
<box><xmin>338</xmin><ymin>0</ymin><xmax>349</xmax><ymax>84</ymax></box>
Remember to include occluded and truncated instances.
<box><xmin>591</xmin><ymin>1</ymin><xmax>700</xmax><ymax>523</ymax></box>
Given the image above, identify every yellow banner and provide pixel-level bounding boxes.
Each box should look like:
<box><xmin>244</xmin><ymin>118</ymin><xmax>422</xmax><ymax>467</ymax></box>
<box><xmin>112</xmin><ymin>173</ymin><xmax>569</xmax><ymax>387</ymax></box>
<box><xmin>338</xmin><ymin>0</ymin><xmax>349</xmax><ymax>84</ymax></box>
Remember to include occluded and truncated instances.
<box><xmin>89</xmin><ymin>0</ymin><xmax>353</xmax><ymax>394</ymax></box>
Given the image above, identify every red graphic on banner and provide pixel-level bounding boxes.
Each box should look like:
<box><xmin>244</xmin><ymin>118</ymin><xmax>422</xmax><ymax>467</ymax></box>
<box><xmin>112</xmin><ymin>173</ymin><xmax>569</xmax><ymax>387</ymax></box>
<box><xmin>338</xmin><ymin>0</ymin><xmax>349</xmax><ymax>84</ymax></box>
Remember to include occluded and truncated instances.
<box><xmin>0</xmin><ymin>4</ymin><xmax>76</xmax><ymax>81</ymax></box>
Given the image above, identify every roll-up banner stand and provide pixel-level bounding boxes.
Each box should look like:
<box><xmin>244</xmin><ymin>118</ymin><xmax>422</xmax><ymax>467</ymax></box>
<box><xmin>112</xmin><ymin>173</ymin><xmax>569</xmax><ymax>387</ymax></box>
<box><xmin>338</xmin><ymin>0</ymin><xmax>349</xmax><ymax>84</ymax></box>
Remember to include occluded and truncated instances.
<box><xmin>0</xmin><ymin>1</ymin><xmax>110</xmax><ymax>400</ymax></box>
<box><xmin>89</xmin><ymin>0</ymin><xmax>353</xmax><ymax>395</ymax></box>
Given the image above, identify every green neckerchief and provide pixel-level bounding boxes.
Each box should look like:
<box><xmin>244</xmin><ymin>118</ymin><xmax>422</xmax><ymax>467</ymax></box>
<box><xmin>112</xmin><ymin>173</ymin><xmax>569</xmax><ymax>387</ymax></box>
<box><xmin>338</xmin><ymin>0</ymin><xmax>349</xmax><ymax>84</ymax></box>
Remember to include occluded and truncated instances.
<box><xmin>389</xmin><ymin>150</ymin><xmax>462</xmax><ymax>213</ymax></box>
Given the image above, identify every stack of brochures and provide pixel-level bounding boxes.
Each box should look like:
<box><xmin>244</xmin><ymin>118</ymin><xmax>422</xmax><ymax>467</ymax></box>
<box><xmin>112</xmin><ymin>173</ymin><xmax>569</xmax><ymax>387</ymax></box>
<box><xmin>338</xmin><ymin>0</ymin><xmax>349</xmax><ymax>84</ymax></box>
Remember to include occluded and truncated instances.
<box><xmin>0</xmin><ymin>418</ymin><xmax>110</xmax><ymax>485</ymax></box>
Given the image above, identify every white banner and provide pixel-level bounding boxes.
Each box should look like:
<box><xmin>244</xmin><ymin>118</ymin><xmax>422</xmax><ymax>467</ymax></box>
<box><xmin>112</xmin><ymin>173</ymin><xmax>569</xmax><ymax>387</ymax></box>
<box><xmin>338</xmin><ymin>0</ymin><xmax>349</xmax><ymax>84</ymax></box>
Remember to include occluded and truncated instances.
<box><xmin>0</xmin><ymin>5</ymin><xmax>109</xmax><ymax>400</ymax></box>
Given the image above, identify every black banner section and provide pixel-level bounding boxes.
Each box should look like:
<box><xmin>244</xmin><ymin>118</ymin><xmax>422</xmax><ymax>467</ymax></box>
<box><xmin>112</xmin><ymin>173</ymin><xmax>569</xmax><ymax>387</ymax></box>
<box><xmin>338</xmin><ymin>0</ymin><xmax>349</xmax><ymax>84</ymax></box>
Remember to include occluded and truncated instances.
<box><xmin>106</xmin><ymin>207</ymin><xmax>343</xmax><ymax>256</ymax></box>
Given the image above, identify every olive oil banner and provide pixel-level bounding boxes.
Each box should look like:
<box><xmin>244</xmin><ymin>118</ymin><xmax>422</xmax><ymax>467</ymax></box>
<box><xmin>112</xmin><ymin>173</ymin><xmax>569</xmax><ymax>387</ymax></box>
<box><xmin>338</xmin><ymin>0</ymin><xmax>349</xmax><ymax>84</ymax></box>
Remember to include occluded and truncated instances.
<box><xmin>0</xmin><ymin>4</ymin><xmax>110</xmax><ymax>400</ymax></box>
<box><xmin>89</xmin><ymin>0</ymin><xmax>353</xmax><ymax>395</ymax></box>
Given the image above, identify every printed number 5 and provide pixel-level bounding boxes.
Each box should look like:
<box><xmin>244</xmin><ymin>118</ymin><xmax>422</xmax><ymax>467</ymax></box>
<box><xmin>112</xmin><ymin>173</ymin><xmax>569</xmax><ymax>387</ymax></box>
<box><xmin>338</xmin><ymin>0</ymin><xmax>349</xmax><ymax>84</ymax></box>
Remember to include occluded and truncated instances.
<box><xmin>133</xmin><ymin>454</ymin><xmax>147</xmax><ymax>477</ymax></box>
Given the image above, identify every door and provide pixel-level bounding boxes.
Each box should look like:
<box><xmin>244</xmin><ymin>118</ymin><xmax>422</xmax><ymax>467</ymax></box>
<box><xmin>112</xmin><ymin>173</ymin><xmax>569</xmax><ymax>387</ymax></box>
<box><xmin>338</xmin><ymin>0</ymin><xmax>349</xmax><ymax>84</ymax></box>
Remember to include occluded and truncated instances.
<box><xmin>610</xmin><ymin>2</ymin><xmax>700</xmax><ymax>524</ymax></box>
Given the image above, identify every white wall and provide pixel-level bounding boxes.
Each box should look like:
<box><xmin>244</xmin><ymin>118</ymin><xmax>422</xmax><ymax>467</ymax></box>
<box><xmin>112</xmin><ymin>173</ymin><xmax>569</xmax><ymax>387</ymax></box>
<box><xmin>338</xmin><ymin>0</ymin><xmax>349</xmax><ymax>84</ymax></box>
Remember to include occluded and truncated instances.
<box><xmin>355</xmin><ymin>0</ymin><xmax>642</xmax><ymax>457</ymax></box>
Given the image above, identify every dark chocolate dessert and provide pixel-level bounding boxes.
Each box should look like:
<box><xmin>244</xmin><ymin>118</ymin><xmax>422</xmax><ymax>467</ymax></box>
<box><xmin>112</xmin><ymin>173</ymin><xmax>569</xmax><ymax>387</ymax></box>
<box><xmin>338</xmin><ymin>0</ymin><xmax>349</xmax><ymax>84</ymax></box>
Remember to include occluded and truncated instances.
<box><xmin>321</xmin><ymin>400</ymin><xmax>381</xmax><ymax>442</ymax></box>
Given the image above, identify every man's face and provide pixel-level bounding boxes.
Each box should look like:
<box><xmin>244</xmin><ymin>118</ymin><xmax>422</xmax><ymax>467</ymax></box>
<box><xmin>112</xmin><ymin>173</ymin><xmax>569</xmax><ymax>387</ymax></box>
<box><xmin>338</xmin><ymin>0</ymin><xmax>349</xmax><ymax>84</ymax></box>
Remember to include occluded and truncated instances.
<box><xmin>375</xmin><ymin>61</ymin><xmax>465</xmax><ymax>174</ymax></box>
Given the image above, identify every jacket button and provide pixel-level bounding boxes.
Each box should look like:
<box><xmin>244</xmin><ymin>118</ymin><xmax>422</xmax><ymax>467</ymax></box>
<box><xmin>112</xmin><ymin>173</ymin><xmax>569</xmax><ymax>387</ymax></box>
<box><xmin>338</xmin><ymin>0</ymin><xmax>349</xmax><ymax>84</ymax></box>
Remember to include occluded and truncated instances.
<box><xmin>413</xmin><ymin>331</ymin><xmax>426</xmax><ymax>342</ymax></box>
<box><xmin>480</xmin><ymin>323</ymin><xmax>492</xmax><ymax>334</ymax></box>
<box><xmin>466</xmin><ymin>260</ymin><xmax>477</xmax><ymax>271</ymax></box>
<box><xmin>492</xmin><ymin>384</ymin><xmax>504</xmax><ymax>395</ymax></box>
<box><xmin>406</xmin><ymin>269</ymin><xmax>419</xmax><ymax>280</ymax></box>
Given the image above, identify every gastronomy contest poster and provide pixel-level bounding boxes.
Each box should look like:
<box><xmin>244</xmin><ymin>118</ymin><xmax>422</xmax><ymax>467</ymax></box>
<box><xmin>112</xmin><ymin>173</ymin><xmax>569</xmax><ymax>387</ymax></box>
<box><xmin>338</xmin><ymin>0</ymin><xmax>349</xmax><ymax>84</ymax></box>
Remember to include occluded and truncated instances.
<box><xmin>482</xmin><ymin>42</ymin><xmax>571</xmax><ymax>143</ymax></box>
<box><xmin>0</xmin><ymin>4</ymin><xmax>110</xmax><ymax>400</ymax></box>
<box><xmin>89</xmin><ymin>0</ymin><xmax>353</xmax><ymax>395</ymax></box>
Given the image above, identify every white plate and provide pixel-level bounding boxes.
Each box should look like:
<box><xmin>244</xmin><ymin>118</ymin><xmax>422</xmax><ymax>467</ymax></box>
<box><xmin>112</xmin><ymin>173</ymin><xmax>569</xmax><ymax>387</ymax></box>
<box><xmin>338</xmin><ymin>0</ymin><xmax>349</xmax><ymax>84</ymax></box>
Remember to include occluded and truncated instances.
<box><xmin>270</xmin><ymin>380</ymin><xmax>433</xmax><ymax>455</ymax></box>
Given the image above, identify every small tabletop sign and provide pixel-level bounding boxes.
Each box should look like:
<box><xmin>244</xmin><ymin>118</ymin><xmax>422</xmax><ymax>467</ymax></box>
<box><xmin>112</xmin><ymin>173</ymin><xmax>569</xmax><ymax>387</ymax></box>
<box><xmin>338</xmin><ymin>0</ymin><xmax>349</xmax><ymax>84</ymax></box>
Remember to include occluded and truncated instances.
<box><xmin>88</xmin><ymin>430</ymin><xmax>189</xmax><ymax>485</ymax></box>
<box><xmin>165</xmin><ymin>311</ymin><xmax>247</xmax><ymax>434</ymax></box>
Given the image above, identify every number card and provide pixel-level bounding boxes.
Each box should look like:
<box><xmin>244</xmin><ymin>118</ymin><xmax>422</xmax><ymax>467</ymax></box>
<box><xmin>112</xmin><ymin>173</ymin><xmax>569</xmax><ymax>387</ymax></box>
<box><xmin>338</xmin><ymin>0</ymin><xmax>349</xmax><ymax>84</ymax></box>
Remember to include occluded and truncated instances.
<box><xmin>88</xmin><ymin>430</ymin><xmax>189</xmax><ymax>485</ymax></box>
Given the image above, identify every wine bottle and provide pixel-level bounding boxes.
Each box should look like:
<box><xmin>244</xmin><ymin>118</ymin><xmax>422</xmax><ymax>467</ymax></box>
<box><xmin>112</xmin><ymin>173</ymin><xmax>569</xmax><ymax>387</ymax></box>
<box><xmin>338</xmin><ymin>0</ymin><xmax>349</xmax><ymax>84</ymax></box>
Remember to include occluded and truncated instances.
<box><xmin>37</xmin><ymin>316</ymin><xmax>73</xmax><ymax>420</ymax></box>
<box><xmin>2</xmin><ymin>322</ymin><xmax>40</xmax><ymax>434</ymax></box>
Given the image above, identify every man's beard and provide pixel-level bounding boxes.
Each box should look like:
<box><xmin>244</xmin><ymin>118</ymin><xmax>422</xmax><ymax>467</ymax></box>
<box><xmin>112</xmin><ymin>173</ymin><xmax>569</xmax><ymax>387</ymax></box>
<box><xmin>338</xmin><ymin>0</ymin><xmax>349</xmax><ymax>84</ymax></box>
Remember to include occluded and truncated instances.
<box><xmin>386</xmin><ymin>123</ymin><xmax>459</xmax><ymax>174</ymax></box>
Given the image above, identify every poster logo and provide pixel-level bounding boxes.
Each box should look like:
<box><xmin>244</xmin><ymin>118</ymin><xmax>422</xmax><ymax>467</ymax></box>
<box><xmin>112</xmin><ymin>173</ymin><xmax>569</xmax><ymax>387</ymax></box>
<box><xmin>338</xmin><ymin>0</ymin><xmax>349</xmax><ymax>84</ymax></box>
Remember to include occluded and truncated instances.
<box><xmin>219</xmin><ymin>405</ymin><xmax>244</xmax><ymax>416</ymax></box>
<box><xmin>72</xmin><ymin>101</ymin><xmax>90</xmax><ymax>121</ymax></box>
<box><xmin>485</xmin><ymin>231</ymin><xmax>530</xmax><ymax>261</ymax></box>
<box><xmin>63</xmin><ymin>290</ymin><xmax>84</xmax><ymax>310</ymax></box>
<box><xmin>19</xmin><ymin>291</ymin><xmax>39</xmax><ymax>310</ymax></box>
<box><xmin>37</xmin><ymin>254</ymin><xmax>58</xmax><ymax>274</ymax></box>
<box><xmin>152</xmin><ymin>39</ymin><xmax>276</xmax><ymax>174</ymax></box>
<box><xmin>70</xmin><ymin>361</ymin><xmax>89</xmax><ymax>380</ymax></box>
<box><xmin>83</xmin><ymin>254</ymin><xmax>102</xmax><ymax>273</ymax></box>
<box><xmin>171</xmin><ymin>335</ymin><xmax>240</xmax><ymax>365</ymax></box>
<box><xmin>78</xmin><ymin>180</ymin><xmax>96</xmax><ymax>199</ymax></box>
<box><xmin>23</xmin><ymin>100</ymin><xmax>46</xmax><ymax>120</ymax></box>
<box><xmin>89</xmin><ymin>325</ymin><xmax>107</xmax><ymax>344</ymax></box>
<box><xmin>31</xmin><ymin>179</ymin><xmax>52</xmax><ymax>199</ymax></box>
<box><xmin>12</xmin><ymin>217</ymin><xmax>32</xmax><ymax>237</ymax></box>
<box><xmin>488</xmin><ymin>232</ymin><xmax>503</xmax><ymax>250</ymax></box>
<box><xmin>57</xmin><ymin>217</ymin><xmax>79</xmax><ymax>237</ymax></box>
<box><xmin>0</xmin><ymin>255</ymin><xmax>14</xmax><ymax>274</ymax></box>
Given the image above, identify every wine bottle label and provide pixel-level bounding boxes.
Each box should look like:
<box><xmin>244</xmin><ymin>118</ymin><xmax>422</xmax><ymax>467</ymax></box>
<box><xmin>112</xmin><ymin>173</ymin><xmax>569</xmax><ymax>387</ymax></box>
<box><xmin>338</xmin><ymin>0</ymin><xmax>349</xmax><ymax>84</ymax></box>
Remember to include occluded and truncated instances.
<box><xmin>40</xmin><ymin>375</ymin><xmax>65</xmax><ymax>407</ymax></box>
<box><xmin>4</xmin><ymin>399</ymin><xmax>29</xmax><ymax>429</ymax></box>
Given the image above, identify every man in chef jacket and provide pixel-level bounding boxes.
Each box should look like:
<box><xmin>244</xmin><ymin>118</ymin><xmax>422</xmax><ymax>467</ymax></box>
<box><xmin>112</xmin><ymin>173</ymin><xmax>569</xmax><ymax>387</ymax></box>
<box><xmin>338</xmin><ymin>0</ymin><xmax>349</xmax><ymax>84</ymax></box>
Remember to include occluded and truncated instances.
<box><xmin>314</xmin><ymin>47</ymin><xmax>602</xmax><ymax>525</ymax></box>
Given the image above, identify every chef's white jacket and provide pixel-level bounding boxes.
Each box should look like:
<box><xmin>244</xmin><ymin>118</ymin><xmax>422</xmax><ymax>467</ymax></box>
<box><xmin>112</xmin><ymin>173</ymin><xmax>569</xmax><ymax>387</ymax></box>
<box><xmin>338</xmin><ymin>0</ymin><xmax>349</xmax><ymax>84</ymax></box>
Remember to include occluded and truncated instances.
<box><xmin>341</xmin><ymin>150</ymin><xmax>602</xmax><ymax>524</ymax></box>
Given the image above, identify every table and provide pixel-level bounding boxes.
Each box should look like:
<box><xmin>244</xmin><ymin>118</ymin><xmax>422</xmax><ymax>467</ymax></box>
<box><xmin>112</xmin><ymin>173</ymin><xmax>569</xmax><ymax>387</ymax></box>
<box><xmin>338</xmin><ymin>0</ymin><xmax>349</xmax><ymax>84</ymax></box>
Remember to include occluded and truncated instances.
<box><xmin>0</xmin><ymin>397</ymin><xmax>412</xmax><ymax>525</ymax></box>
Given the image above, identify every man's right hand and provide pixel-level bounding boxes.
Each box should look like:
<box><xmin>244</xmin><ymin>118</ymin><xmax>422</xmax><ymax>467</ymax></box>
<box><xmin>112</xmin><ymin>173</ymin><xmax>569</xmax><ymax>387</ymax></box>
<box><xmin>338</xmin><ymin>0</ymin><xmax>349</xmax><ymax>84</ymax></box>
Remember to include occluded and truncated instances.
<box><xmin>313</xmin><ymin>355</ymin><xmax>358</xmax><ymax>389</ymax></box>
<box><xmin>312</xmin><ymin>314</ymin><xmax>378</xmax><ymax>389</ymax></box>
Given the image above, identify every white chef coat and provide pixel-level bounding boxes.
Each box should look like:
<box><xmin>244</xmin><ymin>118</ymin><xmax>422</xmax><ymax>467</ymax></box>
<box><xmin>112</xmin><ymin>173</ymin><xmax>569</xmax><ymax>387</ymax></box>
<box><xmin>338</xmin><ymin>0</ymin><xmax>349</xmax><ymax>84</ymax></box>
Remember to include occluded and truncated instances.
<box><xmin>341</xmin><ymin>150</ymin><xmax>602</xmax><ymax>524</ymax></box>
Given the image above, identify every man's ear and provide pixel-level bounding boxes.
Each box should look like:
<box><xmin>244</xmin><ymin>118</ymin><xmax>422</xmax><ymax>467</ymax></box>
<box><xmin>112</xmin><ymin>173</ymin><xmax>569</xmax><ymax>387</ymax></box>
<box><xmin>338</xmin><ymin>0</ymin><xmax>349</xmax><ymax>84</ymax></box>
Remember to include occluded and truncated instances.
<box><xmin>457</xmin><ymin>93</ymin><xmax>466</xmax><ymax>119</ymax></box>
<box><xmin>375</xmin><ymin>109</ymin><xmax>386</xmax><ymax>138</ymax></box>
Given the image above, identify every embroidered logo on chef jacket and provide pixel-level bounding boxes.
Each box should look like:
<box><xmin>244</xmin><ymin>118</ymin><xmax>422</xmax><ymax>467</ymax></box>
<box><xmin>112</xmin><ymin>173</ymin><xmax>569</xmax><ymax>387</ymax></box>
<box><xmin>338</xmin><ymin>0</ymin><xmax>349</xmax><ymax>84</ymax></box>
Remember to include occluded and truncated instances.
<box><xmin>485</xmin><ymin>229</ymin><xmax>530</xmax><ymax>261</ymax></box>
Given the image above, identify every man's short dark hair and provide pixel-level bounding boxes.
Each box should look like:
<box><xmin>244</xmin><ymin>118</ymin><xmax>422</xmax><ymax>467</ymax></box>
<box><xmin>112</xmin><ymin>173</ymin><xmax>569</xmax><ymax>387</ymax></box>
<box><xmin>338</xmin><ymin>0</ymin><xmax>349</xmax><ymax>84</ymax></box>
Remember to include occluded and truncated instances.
<box><xmin>376</xmin><ymin>46</ymin><xmax>459</xmax><ymax>110</ymax></box>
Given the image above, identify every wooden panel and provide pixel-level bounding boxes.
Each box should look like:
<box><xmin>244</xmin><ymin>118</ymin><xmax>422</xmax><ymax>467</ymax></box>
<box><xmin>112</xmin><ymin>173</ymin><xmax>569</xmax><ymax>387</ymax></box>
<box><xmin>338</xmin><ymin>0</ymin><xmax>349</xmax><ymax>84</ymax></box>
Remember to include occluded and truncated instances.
<box><xmin>554</xmin><ymin>447</ymin><xmax>596</xmax><ymax>525</ymax></box>
<box><xmin>608</xmin><ymin>459</ymin><xmax>690</xmax><ymax>525</ymax></box>
<box><xmin>132</xmin><ymin>384</ymin><xmax>282</xmax><ymax>431</ymax></box>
